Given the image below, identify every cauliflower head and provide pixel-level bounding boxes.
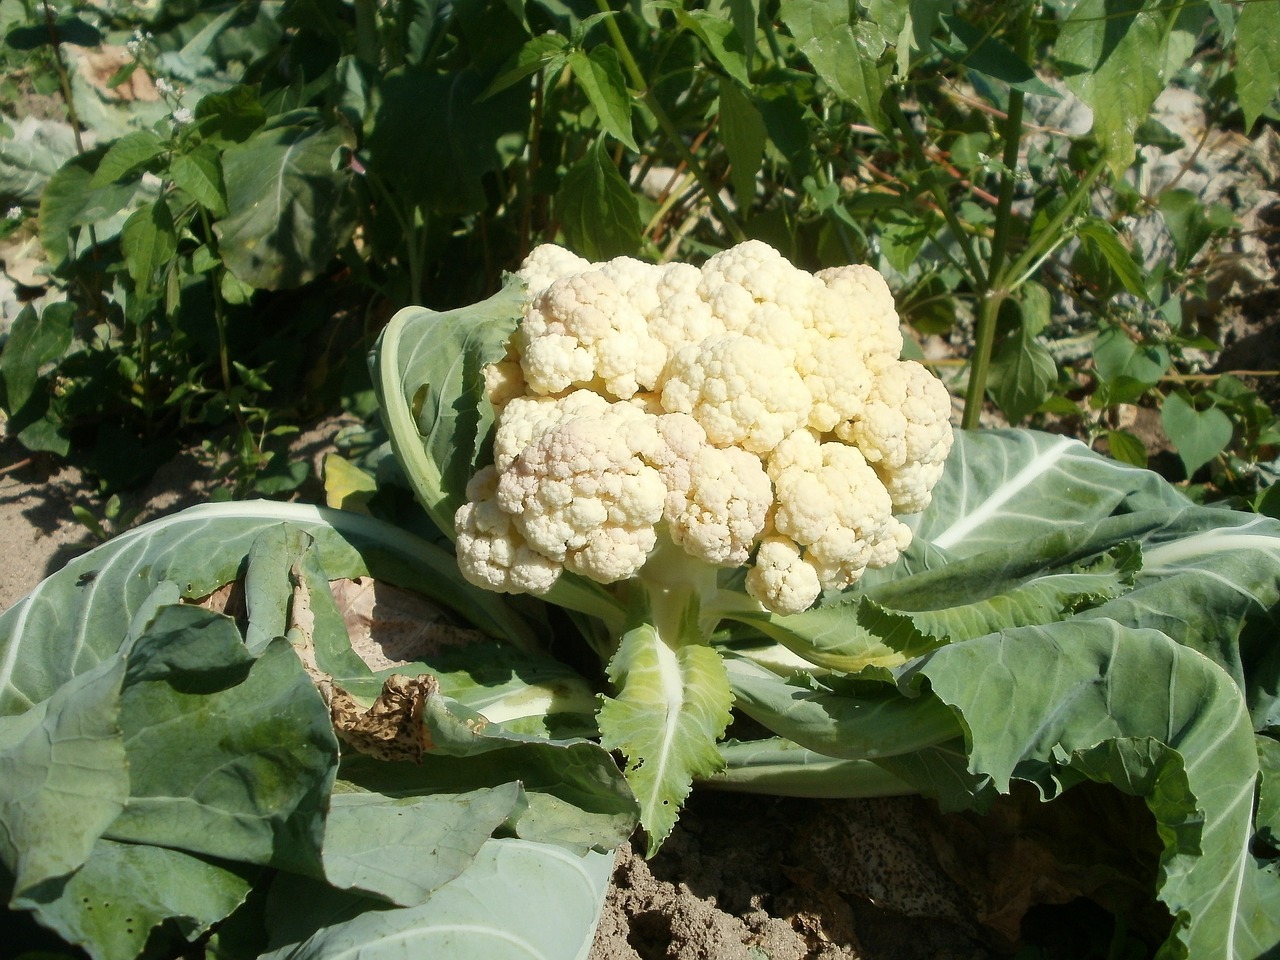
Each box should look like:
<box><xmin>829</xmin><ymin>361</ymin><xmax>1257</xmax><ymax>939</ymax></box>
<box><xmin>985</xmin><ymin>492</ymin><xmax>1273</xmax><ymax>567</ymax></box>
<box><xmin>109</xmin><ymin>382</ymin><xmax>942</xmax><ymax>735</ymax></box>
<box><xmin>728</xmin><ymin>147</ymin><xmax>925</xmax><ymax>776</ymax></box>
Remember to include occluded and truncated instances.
<box><xmin>453</xmin><ymin>240</ymin><xmax>955</xmax><ymax>615</ymax></box>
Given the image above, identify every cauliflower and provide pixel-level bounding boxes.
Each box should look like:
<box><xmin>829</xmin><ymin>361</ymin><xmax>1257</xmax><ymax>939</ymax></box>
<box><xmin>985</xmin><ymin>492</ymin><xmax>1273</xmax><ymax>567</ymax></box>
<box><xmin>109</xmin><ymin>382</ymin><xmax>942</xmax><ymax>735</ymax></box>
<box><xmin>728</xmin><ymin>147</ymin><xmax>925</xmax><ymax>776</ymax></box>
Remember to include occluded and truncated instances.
<box><xmin>457</xmin><ymin>240</ymin><xmax>955</xmax><ymax>616</ymax></box>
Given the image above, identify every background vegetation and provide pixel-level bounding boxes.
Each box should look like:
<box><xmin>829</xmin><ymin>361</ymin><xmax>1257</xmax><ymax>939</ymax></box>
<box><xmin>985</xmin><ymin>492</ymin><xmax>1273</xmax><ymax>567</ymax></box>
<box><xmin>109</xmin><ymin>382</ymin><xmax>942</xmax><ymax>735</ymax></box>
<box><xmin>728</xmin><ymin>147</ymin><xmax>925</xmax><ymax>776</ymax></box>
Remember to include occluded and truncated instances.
<box><xmin>1</xmin><ymin>0</ymin><xmax>1278</xmax><ymax>503</ymax></box>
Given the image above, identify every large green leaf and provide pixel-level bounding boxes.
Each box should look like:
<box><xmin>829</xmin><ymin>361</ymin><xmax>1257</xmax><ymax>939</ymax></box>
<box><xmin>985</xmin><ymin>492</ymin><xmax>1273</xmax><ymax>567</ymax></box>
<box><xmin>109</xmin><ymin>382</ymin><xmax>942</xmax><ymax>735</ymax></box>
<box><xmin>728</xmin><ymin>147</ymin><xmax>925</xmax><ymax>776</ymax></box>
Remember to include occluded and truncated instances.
<box><xmin>0</xmin><ymin>117</ymin><xmax>79</xmax><ymax>207</ymax></box>
<box><xmin>555</xmin><ymin>140</ymin><xmax>642</xmax><ymax>262</ymax></box>
<box><xmin>338</xmin><ymin>736</ymin><xmax>638</xmax><ymax>854</ymax></box>
<box><xmin>891</xmin><ymin>430</ymin><xmax>1187</xmax><ymax>558</ymax></box>
<box><xmin>1052</xmin><ymin>0</ymin><xmax>1200</xmax><ymax>174</ymax></box>
<box><xmin>913</xmin><ymin>620</ymin><xmax>1280</xmax><ymax>960</ymax></box>
<box><xmin>1234</xmin><ymin>0</ymin><xmax>1280</xmax><ymax>131</ymax></box>
<box><xmin>598</xmin><ymin>623</ymin><xmax>733</xmax><ymax>854</ymax></box>
<box><xmin>778</xmin><ymin>0</ymin><xmax>887</xmax><ymax>130</ymax></box>
<box><xmin>214</xmin><ymin>124</ymin><xmax>354</xmax><ymax>290</ymax></box>
<box><xmin>566</xmin><ymin>46</ymin><xmax>637</xmax><ymax>150</ymax></box>
<box><xmin>262</xmin><ymin>839</ymin><xmax>613</xmax><ymax>960</ymax></box>
<box><xmin>847</xmin><ymin>430</ymin><xmax>1280</xmax><ymax>693</ymax></box>
<box><xmin>368</xmin><ymin>65</ymin><xmax>529</xmax><ymax>215</ymax></box>
<box><xmin>719</xmin><ymin>81</ymin><xmax>767</xmax><ymax>208</ymax></box>
<box><xmin>721</xmin><ymin>654</ymin><xmax>960</xmax><ymax>761</ymax></box>
<box><xmin>1</xmin><ymin>302</ymin><xmax>74</xmax><ymax>418</ymax></box>
<box><xmin>14</xmin><ymin>839</ymin><xmax>255</xmax><ymax>960</ymax></box>
<box><xmin>0</xmin><ymin>500</ymin><xmax>636</xmax><ymax>957</ymax></box>
<box><xmin>0</xmin><ymin>657</ymin><xmax>128</xmax><ymax>897</ymax></box>
<box><xmin>320</xmin><ymin>788</ymin><xmax>521</xmax><ymax>905</ymax></box>
<box><xmin>38</xmin><ymin>147</ymin><xmax>148</xmax><ymax>264</ymax></box>
<box><xmin>741</xmin><ymin>529</ymin><xmax>1141</xmax><ymax>671</ymax></box>
<box><xmin>105</xmin><ymin>626</ymin><xmax>338</xmax><ymax>876</ymax></box>
<box><xmin>0</xmin><ymin>502</ymin><xmax>539</xmax><ymax>714</ymax></box>
<box><xmin>370</xmin><ymin>282</ymin><xmax>525</xmax><ymax>535</ymax></box>
<box><xmin>708</xmin><ymin>737</ymin><xmax>918</xmax><ymax>798</ymax></box>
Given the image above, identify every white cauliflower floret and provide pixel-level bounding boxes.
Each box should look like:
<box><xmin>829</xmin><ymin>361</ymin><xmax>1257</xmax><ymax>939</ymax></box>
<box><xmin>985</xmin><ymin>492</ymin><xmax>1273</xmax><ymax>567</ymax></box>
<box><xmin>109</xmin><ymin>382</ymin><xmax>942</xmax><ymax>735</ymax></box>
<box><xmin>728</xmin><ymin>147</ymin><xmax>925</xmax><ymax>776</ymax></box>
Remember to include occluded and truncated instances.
<box><xmin>699</xmin><ymin>240</ymin><xmax>819</xmax><ymax>311</ymax></box>
<box><xmin>455</xmin><ymin>466</ymin><xmax>563</xmax><ymax>594</ymax></box>
<box><xmin>661</xmin><ymin>335</ymin><xmax>812</xmax><ymax>455</ymax></box>
<box><xmin>837</xmin><ymin>360</ymin><xmax>954</xmax><ymax>513</ymax></box>
<box><xmin>496</xmin><ymin>412</ymin><xmax>667</xmax><ymax>583</ymax></box>
<box><xmin>813</xmin><ymin>264</ymin><xmax>903</xmax><ymax>366</ymax></box>
<box><xmin>745</xmin><ymin>537</ymin><xmax>822</xmax><ymax>616</ymax></box>
<box><xmin>769</xmin><ymin>430</ymin><xmax>903</xmax><ymax>591</ymax></box>
<box><xmin>518</xmin><ymin>244</ymin><xmax>592</xmax><ymax>298</ymax></box>
<box><xmin>519</xmin><ymin>269</ymin><xmax>667</xmax><ymax>399</ymax></box>
<box><xmin>492</xmin><ymin>391</ymin><xmax>614</xmax><ymax>470</ymax></box>
<box><xmin>644</xmin><ymin>414</ymin><xmax>772</xmax><ymax>566</ymax></box>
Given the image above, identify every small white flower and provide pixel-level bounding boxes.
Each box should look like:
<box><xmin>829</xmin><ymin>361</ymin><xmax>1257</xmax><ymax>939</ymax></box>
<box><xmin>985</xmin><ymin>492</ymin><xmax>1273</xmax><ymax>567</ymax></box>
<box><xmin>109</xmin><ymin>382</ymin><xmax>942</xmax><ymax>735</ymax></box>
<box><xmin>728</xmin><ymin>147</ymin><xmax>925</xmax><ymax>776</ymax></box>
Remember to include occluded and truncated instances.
<box><xmin>171</xmin><ymin>107</ymin><xmax>194</xmax><ymax>127</ymax></box>
<box><xmin>126</xmin><ymin>29</ymin><xmax>152</xmax><ymax>55</ymax></box>
<box><xmin>4</xmin><ymin>206</ymin><xmax>21</xmax><ymax>220</ymax></box>
<box><xmin>155</xmin><ymin>77</ymin><xmax>175</xmax><ymax>97</ymax></box>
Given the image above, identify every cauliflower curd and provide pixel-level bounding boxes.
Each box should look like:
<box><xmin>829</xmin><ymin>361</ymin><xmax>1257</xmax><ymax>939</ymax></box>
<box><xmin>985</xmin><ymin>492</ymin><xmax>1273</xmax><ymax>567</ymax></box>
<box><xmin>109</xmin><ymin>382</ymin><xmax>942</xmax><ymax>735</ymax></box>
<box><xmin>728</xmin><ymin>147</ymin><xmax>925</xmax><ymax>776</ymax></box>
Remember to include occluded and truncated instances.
<box><xmin>454</xmin><ymin>241</ymin><xmax>954</xmax><ymax>615</ymax></box>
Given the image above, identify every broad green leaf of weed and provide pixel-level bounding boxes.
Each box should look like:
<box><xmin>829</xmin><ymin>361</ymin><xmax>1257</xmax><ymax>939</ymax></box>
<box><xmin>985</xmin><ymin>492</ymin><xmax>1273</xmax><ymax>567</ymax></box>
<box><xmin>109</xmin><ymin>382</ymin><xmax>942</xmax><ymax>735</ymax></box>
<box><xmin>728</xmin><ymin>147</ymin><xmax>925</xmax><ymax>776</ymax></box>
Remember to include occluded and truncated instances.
<box><xmin>368</xmin><ymin>67</ymin><xmax>529</xmax><ymax>216</ymax></box>
<box><xmin>719</xmin><ymin>82</ymin><xmax>766</xmax><ymax>208</ymax></box>
<box><xmin>121</xmin><ymin>199</ymin><xmax>178</xmax><ymax>288</ymax></box>
<box><xmin>194</xmin><ymin>86</ymin><xmax>267</xmax><ymax>144</ymax></box>
<box><xmin>1235</xmin><ymin>0</ymin><xmax>1280</xmax><ymax>131</ymax></box>
<box><xmin>1054</xmin><ymin>0</ymin><xmax>1179</xmax><ymax>174</ymax></box>
<box><xmin>989</xmin><ymin>322</ymin><xmax>1055</xmax><ymax>424</ymax></box>
<box><xmin>170</xmin><ymin>144</ymin><xmax>228</xmax><ymax>216</ymax></box>
<box><xmin>1076</xmin><ymin>218</ymin><xmax>1149</xmax><ymax>301</ymax></box>
<box><xmin>1162</xmin><ymin>391</ymin><xmax>1232</xmax><ymax>478</ymax></box>
<box><xmin>215</xmin><ymin>124</ymin><xmax>354</xmax><ymax>290</ymax></box>
<box><xmin>671</xmin><ymin>8</ymin><xmax>751</xmax><ymax>87</ymax></box>
<box><xmin>778</xmin><ymin>0</ymin><xmax>888</xmax><ymax>131</ymax></box>
<box><xmin>485</xmin><ymin>33</ymin><xmax>569</xmax><ymax>97</ymax></box>
<box><xmin>556</xmin><ymin>141</ymin><xmax>641</xmax><ymax>261</ymax></box>
<box><xmin>1105</xmin><ymin>429</ymin><xmax>1147</xmax><ymax>467</ymax></box>
<box><xmin>38</xmin><ymin>148</ymin><xmax>142</xmax><ymax>263</ymax></box>
<box><xmin>567</xmin><ymin>46</ymin><xmax>637</xmax><ymax>151</ymax></box>
<box><xmin>1158</xmin><ymin>189</ymin><xmax>1215</xmax><ymax>270</ymax></box>
<box><xmin>89</xmin><ymin>130</ymin><xmax>166</xmax><ymax>188</ymax></box>
<box><xmin>717</xmin><ymin>0</ymin><xmax>759</xmax><ymax>69</ymax></box>
<box><xmin>936</xmin><ymin>15</ymin><xmax>1057</xmax><ymax>97</ymax></box>
<box><xmin>0</xmin><ymin>302</ymin><xmax>73</xmax><ymax>415</ymax></box>
<box><xmin>1093</xmin><ymin>325</ymin><xmax>1169</xmax><ymax>392</ymax></box>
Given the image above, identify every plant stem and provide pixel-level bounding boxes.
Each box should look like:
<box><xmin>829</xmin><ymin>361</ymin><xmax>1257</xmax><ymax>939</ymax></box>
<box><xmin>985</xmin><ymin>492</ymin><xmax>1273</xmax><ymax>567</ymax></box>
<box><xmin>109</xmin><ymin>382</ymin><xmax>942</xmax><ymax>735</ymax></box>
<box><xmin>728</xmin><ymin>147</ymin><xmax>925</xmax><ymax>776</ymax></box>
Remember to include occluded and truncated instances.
<box><xmin>199</xmin><ymin>209</ymin><xmax>250</xmax><ymax>437</ymax></box>
<box><xmin>983</xmin><ymin>4</ymin><xmax>1031</xmax><ymax>290</ymax></box>
<box><xmin>41</xmin><ymin>0</ymin><xmax>85</xmax><ymax>154</ymax></box>
<box><xmin>1002</xmin><ymin>155</ymin><xmax>1106</xmax><ymax>289</ymax></box>
<box><xmin>961</xmin><ymin>2</ymin><xmax>1031</xmax><ymax>430</ymax></box>
<box><xmin>593</xmin><ymin>0</ymin><xmax>745</xmax><ymax>243</ymax></box>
